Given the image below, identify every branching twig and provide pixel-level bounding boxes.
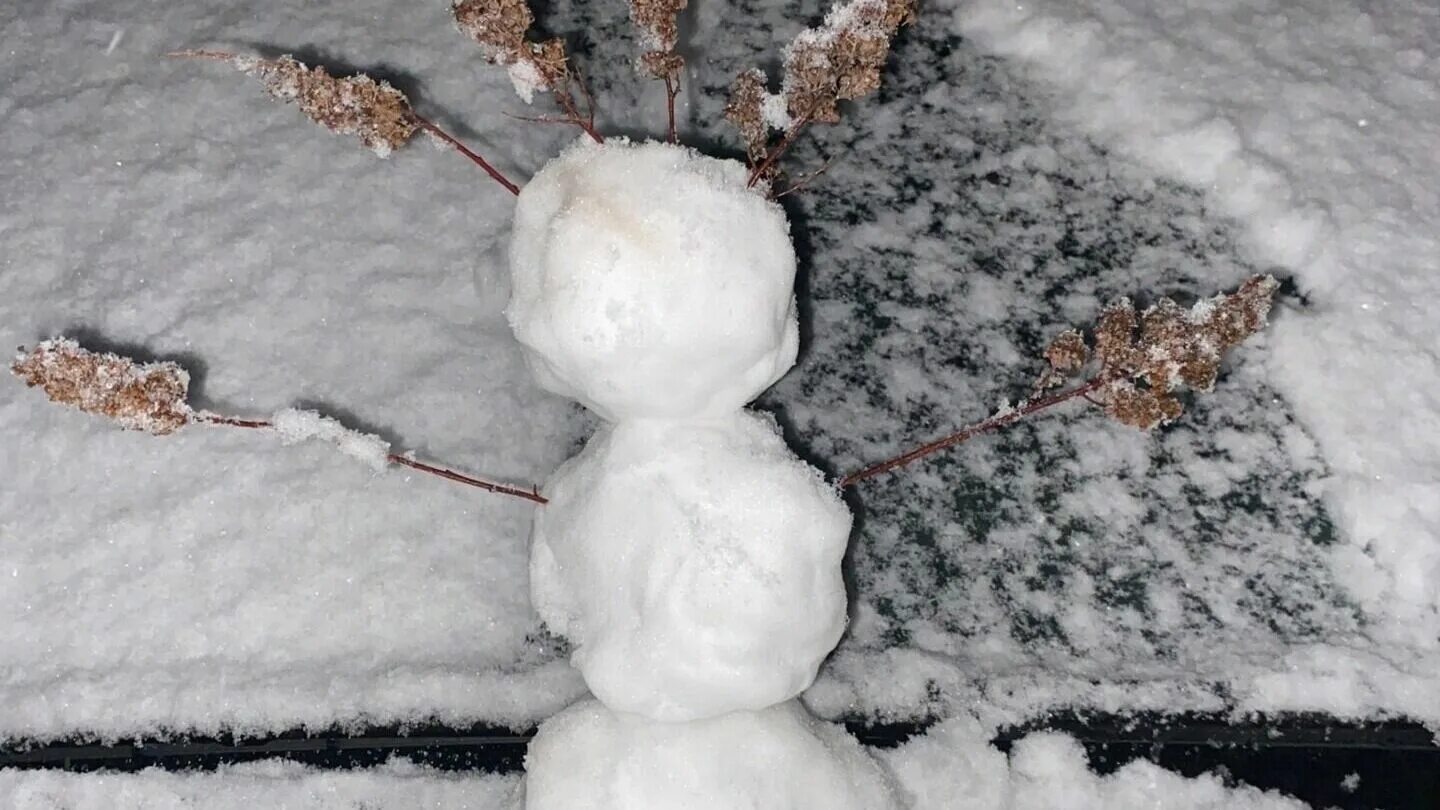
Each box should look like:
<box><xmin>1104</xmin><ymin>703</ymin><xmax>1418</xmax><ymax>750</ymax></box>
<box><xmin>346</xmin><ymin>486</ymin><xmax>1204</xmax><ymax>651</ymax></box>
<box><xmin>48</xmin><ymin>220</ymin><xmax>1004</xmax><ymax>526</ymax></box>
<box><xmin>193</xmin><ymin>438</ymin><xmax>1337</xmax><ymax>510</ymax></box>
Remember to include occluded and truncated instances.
<box><xmin>13</xmin><ymin>338</ymin><xmax>546</xmax><ymax>505</ymax></box>
<box><xmin>840</xmin><ymin>275</ymin><xmax>1281</xmax><ymax>488</ymax></box>
<box><xmin>168</xmin><ymin>51</ymin><xmax>521</xmax><ymax>195</ymax></box>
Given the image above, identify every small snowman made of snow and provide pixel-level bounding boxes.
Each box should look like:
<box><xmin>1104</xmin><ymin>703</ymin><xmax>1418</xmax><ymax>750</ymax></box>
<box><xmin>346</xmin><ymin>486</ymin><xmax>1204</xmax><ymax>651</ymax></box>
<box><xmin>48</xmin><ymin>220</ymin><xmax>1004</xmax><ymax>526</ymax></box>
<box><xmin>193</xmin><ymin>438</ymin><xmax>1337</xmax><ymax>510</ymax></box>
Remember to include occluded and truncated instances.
<box><xmin>511</xmin><ymin>139</ymin><xmax>899</xmax><ymax>809</ymax></box>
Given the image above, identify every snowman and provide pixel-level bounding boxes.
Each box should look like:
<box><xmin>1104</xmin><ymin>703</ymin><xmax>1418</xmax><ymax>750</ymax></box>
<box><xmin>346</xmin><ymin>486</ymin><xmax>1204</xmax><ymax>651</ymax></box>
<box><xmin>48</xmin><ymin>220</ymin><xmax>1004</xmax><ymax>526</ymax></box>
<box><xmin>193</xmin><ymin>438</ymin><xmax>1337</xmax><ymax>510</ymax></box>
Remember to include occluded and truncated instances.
<box><xmin>508</xmin><ymin>138</ymin><xmax>900</xmax><ymax>808</ymax></box>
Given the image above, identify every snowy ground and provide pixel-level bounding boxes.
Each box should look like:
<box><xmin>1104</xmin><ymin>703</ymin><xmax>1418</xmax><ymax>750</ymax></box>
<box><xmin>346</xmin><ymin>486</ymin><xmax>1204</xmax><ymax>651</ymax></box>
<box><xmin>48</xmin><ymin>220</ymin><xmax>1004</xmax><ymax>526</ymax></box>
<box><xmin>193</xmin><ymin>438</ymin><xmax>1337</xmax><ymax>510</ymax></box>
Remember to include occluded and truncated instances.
<box><xmin>2</xmin><ymin>0</ymin><xmax>1436</xmax><ymax>804</ymax></box>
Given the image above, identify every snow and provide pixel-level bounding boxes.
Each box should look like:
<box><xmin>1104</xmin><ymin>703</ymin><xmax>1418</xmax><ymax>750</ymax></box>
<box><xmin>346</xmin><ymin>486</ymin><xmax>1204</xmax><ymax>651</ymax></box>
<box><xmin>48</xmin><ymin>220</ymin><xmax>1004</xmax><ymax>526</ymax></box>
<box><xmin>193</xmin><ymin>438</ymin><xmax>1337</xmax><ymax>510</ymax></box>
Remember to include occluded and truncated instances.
<box><xmin>507</xmin><ymin>137</ymin><xmax>800</xmax><ymax>421</ymax></box>
<box><xmin>530</xmin><ymin>412</ymin><xmax>850</xmax><ymax>721</ymax></box>
<box><xmin>270</xmin><ymin>408</ymin><xmax>391</xmax><ymax>471</ymax></box>
<box><xmin>953</xmin><ymin>0</ymin><xmax>1440</xmax><ymax>722</ymax></box>
<box><xmin>523</xmin><ymin>698</ymin><xmax>898</xmax><ymax>810</ymax></box>
<box><xmin>1</xmin><ymin>0</ymin><xmax>1435</xmax><ymax>802</ymax></box>
<box><xmin>0</xmin><ymin>717</ymin><xmax>1310</xmax><ymax>809</ymax></box>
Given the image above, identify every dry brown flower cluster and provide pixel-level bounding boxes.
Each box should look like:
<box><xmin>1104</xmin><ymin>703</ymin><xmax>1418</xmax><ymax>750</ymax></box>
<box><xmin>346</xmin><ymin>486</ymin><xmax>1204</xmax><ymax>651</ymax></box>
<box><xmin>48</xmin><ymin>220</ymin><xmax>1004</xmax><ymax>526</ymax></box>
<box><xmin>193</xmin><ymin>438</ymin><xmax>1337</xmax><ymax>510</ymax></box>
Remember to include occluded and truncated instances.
<box><xmin>11</xmin><ymin>339</ymin><xmax>193</xmax><ymax>435</ymax></box>
<box><xmin>629</xmin><ymin>0</ymin><xmax>687</xmax><ymax>79</ymax></box>
<box><xmin>451</xmin><ymin>0</ymin><xmax>601</xmax><ymax>142</ymax></box>
<box><xmin>841</xmin><ymin>275</ymin><xmax>1280</xmax><ymax>486</ymax></box>
<box><xmin>727</xmin><ymin>0</ymin><xmax>916</xmax><ymax>184</ymax></box>
<box><xmin>11</xmin><ymin>339</ymin><xmax>547</xmax><ymax>502</ymax></box>
<box><xmin>1080</xmin><ymin>274</ymin><xmax>1280</xmax><ymax>429</ymax></box>
<box><xmin>172</xmin><ymin>51</ymin><xmax>421</xmax><ymax>157</ymax></box>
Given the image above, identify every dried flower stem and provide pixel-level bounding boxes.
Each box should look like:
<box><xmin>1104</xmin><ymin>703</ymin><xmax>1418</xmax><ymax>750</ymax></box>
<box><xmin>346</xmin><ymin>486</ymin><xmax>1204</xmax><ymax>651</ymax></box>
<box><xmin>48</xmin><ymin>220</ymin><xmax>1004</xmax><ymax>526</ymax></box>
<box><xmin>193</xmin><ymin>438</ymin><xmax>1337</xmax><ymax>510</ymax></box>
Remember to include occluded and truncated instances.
<box><xmin>13</xmin><ymin>339</ymin><xmax>545</xmax><ymax>504</ymax></box>
<box><xmin>664</xmin><ymin>74</ymin><xmax>680</xmax><ymax>143</ymax></box>
<box><xmin>839</xmin><ymin>376</ymin><xmax>1112</xmax><ymax>488</ymax></box>
<box><xmin>194</xmin><ymin>413</ymin><xmax>546</xmax><ymax>503</ymax></box>
<box><xmin>840</xmin><ymin>275</ymin><xmax>1280</xmax><ymax>488</ymax></box>
<box><xmin>412</xmin><ymin>114</ymin><xmax>521</xmax><ymax>195</ymax></box>
<box><xmin>747</xmin><ymin>116</ymin><xmax>811</xmax><ymax>188</ymax></box>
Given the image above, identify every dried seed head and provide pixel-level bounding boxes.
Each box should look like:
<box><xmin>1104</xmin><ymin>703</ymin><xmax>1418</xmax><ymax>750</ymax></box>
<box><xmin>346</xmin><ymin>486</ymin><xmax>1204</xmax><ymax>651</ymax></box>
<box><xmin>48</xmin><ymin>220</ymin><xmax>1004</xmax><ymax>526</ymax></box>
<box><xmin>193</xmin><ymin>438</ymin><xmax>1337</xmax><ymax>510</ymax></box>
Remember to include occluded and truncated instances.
<box><xmin>12</xmin><ymin>338</ymin><xmax>193</xmax><ymax>435</ymax></box>
<box><xmin>780</xmin><ymin>0</ymin><xmax>916</xmax><ymax>123</ymax></box>
<box><xmin>174</xmin><ymin>51</ymin><xmax>420</xmax><ymax>157</ymax></box>
<box><xmin>725</xmin><ymin>69</ymin><xmax>772</xmax><ymax>163</ymax></box>
<box><xmin>453</xmin><ymin>0</ymin><xmax>534</xmax><ymax>60</ymax></box>
<box><xmin>630</xmin><ymin>0</ymin><xmax>687</xmax><ymax>79</ymax></box>
<box><xmin>1089</xmin><ymin>274</ymin><xmax>1279</xmax><ymax>430</ymax></box>
<box><xmin>451</xmin><ymin>0</ymin><xmax>576</xmax><ymax>103</ymax></box>
<box><xmin>1045</xmin><ymin>329</ymin><xmax>1089</xmax><ymax>373</ymax></box>
<box><xmin>1102</xmin><ymin>380</ymin><xmax>1183</xmax><ymax>431</ymax></box>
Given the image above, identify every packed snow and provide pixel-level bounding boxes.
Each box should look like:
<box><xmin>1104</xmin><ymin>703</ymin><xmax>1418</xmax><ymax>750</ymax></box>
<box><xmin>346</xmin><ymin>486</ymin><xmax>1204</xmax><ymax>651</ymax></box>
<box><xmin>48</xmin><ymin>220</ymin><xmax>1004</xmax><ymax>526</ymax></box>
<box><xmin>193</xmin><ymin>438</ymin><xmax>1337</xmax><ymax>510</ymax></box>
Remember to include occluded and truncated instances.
<box><xmin>507</xmin><ymin>137</ymin><xmax>800</xmax><ymax>421</ymax></box>
<box><xmin>531</xmin><ymin>412</ymin><xmax>850</xmax><ymax>721</ymax></box>
<box><xmin>270</xmin><ymin>408</ymin><xmax>391</xmax><ymax>471</ymax></box>
<box><xmin>524</xmin><ymin>698</ymin><xmax>898</xmax><ymax>810</ymax></box>
<box><xmin>2</xmin><ymin>0</ymin><xmax>1436</xmax><ymax>804</ymax></box>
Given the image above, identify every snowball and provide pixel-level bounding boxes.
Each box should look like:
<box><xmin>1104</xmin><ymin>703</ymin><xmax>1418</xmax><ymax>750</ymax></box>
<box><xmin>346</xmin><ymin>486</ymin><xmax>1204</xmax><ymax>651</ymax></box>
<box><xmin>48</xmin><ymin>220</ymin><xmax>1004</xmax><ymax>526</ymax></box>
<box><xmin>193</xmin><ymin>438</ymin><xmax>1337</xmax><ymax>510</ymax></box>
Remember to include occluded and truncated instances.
<box><xmin>507</xmin><ymin>138</ymin><xmax>800</xmax><ymax>421</ymax></box>
<box><xmin>530</xmin><ymin>411</ymin><xmax>851</xmax><ymax>721</ymax></box>
<box><xmin>523</xmin><ymin>698</ymin><xmax>900</xmax><ymax>810</ymax></box>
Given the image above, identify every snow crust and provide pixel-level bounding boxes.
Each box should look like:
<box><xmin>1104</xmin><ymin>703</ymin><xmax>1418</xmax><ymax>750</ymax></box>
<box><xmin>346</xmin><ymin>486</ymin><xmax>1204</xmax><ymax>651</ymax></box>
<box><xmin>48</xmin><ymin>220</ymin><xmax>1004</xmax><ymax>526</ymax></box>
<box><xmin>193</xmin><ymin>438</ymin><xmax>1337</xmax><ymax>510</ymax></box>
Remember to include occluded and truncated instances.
<box><xmin>523</xmin><ymin>698</ymin><xmax>899</xmax><ymax>810</ymax></box>
<box><xmin>530</xmin><ymin>412</ymin><xmax>851</xmax><ymax>721</ymax></box>
<box><xmin>507</xmin><ymin>137</ymin><xmax>800</xmax><ymax>421</ymax></box>
<box><xmin>953</xmin><ymin>0</ymin><xmax>1440</xmax><ymax>721</ymax></box>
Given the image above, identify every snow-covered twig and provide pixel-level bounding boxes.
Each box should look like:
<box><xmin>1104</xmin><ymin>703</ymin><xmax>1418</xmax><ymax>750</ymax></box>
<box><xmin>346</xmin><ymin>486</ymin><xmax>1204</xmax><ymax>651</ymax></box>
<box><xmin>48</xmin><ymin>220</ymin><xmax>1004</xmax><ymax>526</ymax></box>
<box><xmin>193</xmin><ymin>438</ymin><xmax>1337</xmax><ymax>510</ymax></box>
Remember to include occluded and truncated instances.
<box><xmin>841</xmin><ymin>275</ymin><xmax>1280</xmax><ymax>487</ymax></box>
<box><xmin>726</xmin><ymin>0</ymin><xmax>916</xmax><ymax>188</ymax></box>
<box><xmin>12</xmin><ymin>339</ymin><xmax>546</xmax><ymax>504</ymax></box>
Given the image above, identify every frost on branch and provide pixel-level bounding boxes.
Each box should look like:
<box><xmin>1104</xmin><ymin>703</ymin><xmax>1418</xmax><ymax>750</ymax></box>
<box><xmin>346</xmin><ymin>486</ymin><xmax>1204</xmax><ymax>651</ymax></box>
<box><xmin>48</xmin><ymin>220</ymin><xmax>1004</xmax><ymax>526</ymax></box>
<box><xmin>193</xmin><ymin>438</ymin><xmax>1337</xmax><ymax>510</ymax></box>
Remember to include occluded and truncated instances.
<box><xmin>452</xmin><ymin>0</ymin><xmax>568</xmax><ymax>104</ymax></box>
<box><xmin>11</xmin><ymin>339</ymin><xmax>192</xmax><ymax>435</ymax></box>
<box><xmin>172</xmin><ymin>52</ymin><xmax>421</xmax><ymax>157</ymax></box>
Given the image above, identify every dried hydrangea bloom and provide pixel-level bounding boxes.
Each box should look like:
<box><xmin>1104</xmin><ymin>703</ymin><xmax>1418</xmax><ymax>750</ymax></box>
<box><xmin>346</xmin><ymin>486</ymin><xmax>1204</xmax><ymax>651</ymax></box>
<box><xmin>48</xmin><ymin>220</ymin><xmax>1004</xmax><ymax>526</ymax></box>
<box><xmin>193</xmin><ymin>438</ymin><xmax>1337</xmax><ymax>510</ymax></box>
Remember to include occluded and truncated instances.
<box><xmin>452</xmin><ymin>0</ymin><xmax>572</xmax><ymax>103</ymax></box>
<box><xmin>11</xmin><ymin>339</ymin><xmax>193</xmax><ymax>435</ymax></box>
<box><xmin>779</xmin><ymin>0</ymin><xmax>917</xmax><ymax>124</ymax></box>
<box><xmin>1091</xmin><ymin>275</ymin><xmax>1280</xmax><ymax>429</ymax></box>
<box><xmin>172</xmin><ymin>51</ymin><xmax>421</xmax><ymax>157</ymax></box>
<box><xmin>629</xmin><ymin>0</ymin><xmax>687</xmax><ymax>79</ymax></box>
<box><xmin>725</xmin><ymin>69</ymin><xmax>772</xmax><ymax>163</ymax></box>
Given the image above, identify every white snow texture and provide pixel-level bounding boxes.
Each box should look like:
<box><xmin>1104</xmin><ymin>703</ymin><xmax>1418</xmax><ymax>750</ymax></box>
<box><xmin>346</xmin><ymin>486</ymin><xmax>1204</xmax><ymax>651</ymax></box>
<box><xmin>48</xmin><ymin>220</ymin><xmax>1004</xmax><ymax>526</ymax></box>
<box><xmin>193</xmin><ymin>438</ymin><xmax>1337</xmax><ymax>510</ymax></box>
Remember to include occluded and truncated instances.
<box><xmin>530</xmin><ymin>412</ymin><xmax>852</xmax><ymax>721</ymax></box>
<box><xmin>507</xmin><ymin>138</ymin><xmax>801</xmax><ymax>421</ymax></box>
<box><xmin>523</xmin><ymin>698</ymin><xmax>899</xmax><ymax>810</ymax></box>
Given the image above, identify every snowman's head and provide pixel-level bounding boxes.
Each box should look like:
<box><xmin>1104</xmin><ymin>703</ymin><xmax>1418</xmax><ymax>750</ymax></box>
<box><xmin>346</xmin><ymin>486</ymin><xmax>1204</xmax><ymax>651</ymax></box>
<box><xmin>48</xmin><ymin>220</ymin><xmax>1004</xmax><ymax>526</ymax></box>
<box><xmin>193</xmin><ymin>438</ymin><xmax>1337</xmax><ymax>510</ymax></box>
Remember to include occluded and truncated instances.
<box><xmin>507</xmin><ymin>138</ymin><xmax>799</xmax><ymax>421</ymax></box>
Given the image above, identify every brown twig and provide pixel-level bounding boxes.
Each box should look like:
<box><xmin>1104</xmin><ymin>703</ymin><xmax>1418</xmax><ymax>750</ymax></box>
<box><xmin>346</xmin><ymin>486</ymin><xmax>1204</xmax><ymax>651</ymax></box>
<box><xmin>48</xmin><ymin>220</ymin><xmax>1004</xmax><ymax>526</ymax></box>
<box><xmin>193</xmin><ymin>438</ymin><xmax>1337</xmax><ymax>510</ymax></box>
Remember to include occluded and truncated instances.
<box><xmin>664</xmin><ymin>73</ymin><xmax>680</xmax><ymax>143</ymax></box>
<box><xmin>412</xmin><ymin>115</ymin><xmax>521</xmax><ymax>195</ymax></box>
<box><xmin>747</xmin><ymin>115</ymin><xmax>811</xmax><ymax>188</ymax></box>
<box><xmin>839</xmin><ymin>376</ymin><xmax>1113</xmax><ymax>488</ymax></box>
<box><xmin>194</xmin><ymin>412</ymin><xmax>547</xmax><ymax>503</ymax></box>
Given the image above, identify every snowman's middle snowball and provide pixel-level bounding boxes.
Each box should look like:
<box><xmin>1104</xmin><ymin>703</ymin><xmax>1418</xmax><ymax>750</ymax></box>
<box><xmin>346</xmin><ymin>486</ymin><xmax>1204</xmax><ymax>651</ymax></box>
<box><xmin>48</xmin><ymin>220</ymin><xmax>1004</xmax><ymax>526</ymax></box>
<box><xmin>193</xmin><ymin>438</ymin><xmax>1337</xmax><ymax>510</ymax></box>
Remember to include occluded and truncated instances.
<box><xmin>530</xmin><ymin>411</ymin><xmax>851</xmax><ymax>722</ymax></box>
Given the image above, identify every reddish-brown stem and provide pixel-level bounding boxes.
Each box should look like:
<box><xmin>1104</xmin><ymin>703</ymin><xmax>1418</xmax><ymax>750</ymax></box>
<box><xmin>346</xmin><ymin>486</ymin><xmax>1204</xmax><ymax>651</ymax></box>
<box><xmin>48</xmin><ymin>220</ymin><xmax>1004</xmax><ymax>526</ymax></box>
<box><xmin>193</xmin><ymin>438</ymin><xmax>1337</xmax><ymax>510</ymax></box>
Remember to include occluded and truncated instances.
<box><xmin>747</xmin><ymin>116</ymin><xmax>811</xmax><ymax>189</ymax></box>
<box><xmin>412</xmin><ymin>116</ymin><xmax>521</xmax><ymax>196</ymax></box>
<box><xmin>555</xmin><ymin>76</ymin><xmax>604</xmax><ymax>144</ymax></box>
<box><xmin>193</xmin><ymin>412</ymin><xmax>547</xmax><ymax>504</ymax></box>
<box><xmin>664</xmin><ymin>74</ymin><xmax>680</xmax><ymax>143</ymax></box>
<box><xmin>838</xmin><ymin>376</ymin><xmax>1113</xmax><ymax>488</ymax></box>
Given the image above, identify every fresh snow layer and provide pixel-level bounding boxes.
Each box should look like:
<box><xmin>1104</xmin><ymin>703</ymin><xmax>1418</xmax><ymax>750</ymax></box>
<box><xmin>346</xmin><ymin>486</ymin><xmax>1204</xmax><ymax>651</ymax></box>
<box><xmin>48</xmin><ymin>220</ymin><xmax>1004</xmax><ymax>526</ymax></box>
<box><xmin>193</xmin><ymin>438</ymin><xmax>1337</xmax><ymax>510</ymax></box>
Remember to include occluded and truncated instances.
<box><xmin>0</xmin><ymin>719</ymin><xmax>1307</xmax><ymax>810</ymax></box>
<box><xmin>953</xmin><ymin>0</ymin><xmax>1440</xmax><ymax>721</ymax></box>
<box><xmin>270</xmin><ymin>408</ymin><xmax>391</xmax><ymax>471</ymax></box>
<box><xmin>0</xmin><ymin>0</ymin><xmax>588</xmax><ymax>739</ymax></box>
<box><xmin>523</xmin><ymin>698</ymin><xmax>900</xmax><ymax>810</ymax></box>
<box><xmin>530</xmin><ymin>412</ymin><xmax>851</xmax><ymax>721</ymax></box>
<box><xmin>507</xmin><ymin>138</ymin><xmax>800</xmax><ymax>421</ymax></box>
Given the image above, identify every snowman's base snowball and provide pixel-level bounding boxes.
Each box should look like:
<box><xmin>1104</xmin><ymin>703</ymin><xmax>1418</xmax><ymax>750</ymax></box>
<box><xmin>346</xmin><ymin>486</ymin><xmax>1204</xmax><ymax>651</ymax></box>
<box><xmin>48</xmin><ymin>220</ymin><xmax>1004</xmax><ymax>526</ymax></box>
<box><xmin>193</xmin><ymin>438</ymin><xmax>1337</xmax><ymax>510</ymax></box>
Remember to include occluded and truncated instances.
<box><xmin>507</xmin><ymin>137</ymin><xmax>799</xmax><ymax>421</ymax></box>
<box><xmin>523</xmin><ymin>699</ymin><xmax>901</xmax><ymax>810</ymax></box>
<box><xmin>531</xmin><ymin>411</ymin><xmax>852</xmax><ymax>722</ymax></box>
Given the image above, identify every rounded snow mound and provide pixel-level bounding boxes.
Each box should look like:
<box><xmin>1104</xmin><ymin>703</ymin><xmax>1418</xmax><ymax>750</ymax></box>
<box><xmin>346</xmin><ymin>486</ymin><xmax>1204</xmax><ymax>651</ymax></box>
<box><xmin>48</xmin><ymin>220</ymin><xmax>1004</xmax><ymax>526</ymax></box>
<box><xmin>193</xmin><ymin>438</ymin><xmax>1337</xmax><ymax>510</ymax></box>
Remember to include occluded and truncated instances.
<box><xmin>530</xmin><ymin>412</ymin><xmax>851</xmax><ymax>722</ymax></box>
<box><xmin>523</xmin><ymin>698</ymin><xmax>899</xmax><ymax>810</ymax></box>
<box><xmin>507</xmin><ymin>137</ymin><xmax>799</xmax><ymax>421</ymax></box>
